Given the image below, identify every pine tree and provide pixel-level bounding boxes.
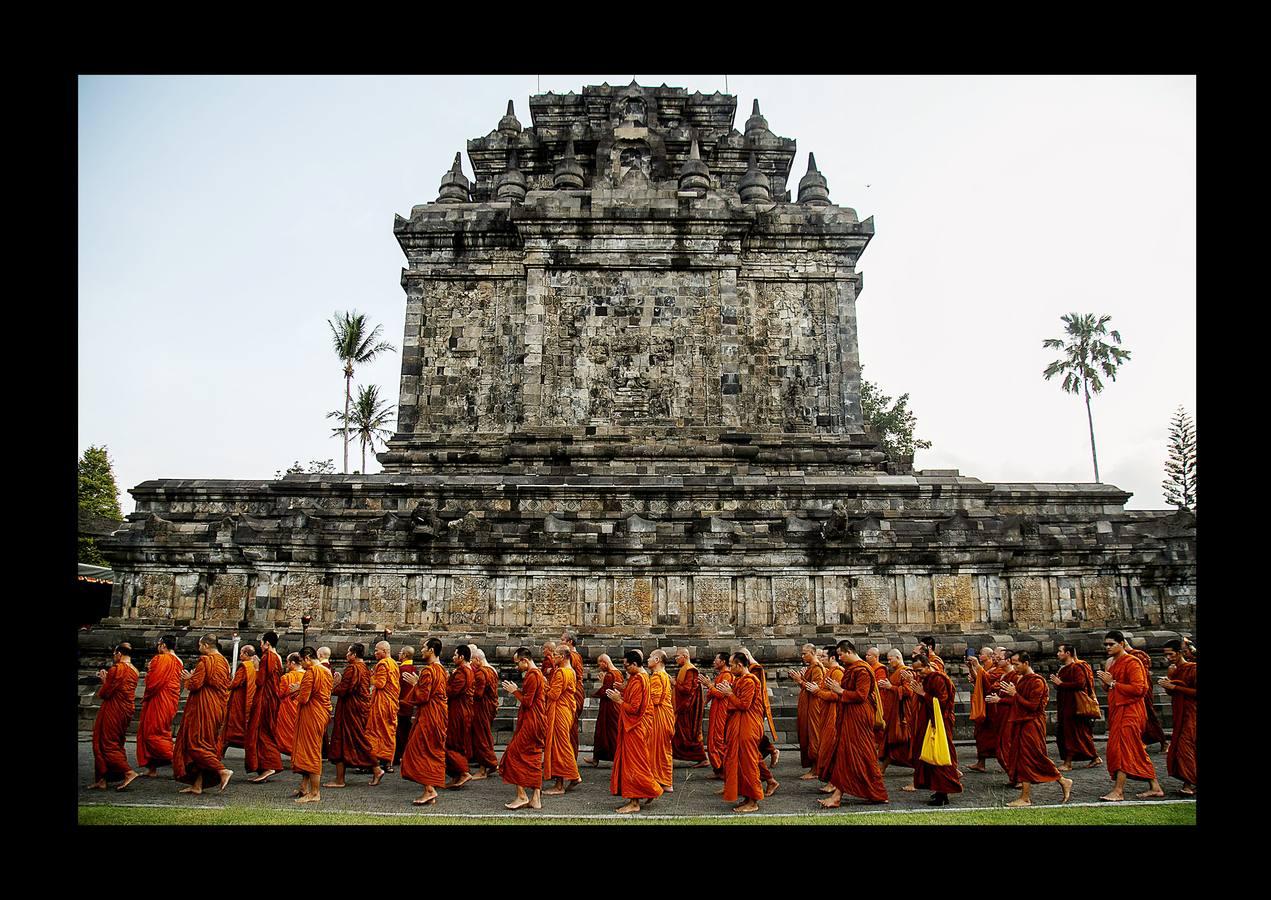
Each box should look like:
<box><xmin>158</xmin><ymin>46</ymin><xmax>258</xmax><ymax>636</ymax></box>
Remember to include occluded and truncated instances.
<box><xmin>78</xmin><ymin>445</ymin><xmax>124</xmax><ymax>565</ymax></box>
<box><xmin>1162</xmin><ymin>406</ymin><xmax>1196</xmax><ymax>510</ymax></box>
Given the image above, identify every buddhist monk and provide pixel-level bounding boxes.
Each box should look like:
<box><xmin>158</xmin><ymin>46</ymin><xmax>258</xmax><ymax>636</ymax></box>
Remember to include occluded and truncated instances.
<box><xmin>865</xmin><ymin>647</ymin><xmax>888</xmax><ymax>761</ymax></box>
<box><xmin>918</xmin><ymin>636</ymin><xmax>945</xmax><ymax>672</ymax></box>
<box><xmin>90</xmin><ymin>642</ymin><xmax>140</xmax><ymax>791</ymax></box>
<box><xmin>544</xmin><ymin>646</ymin><xmax>582</xmax><ymax>795</ymax></box>
<box><xmin>400</xmin><ymin>638</ymin><xmax>448</xmax><ymax>806</ymax></box>
<box><xmin>275</xmin><ymin>652</ymin><xmax>303</xmax><ymax>756</ymax></box>
<box><xmin>290</xmin><ymin>646</ymin><xmax>332</xmax><ymax>803</ymax></box>
<box><xmin>392</xmin><ymin>646</ymin><xmax>416</xmax><ymax>770</ymax></box>
<box><xmin>561</xmin><ymin>632</ymin><xmax>586</xmax><ymax>758</ymax></box>
<box><xmin>905</xmin><ymin>653</ymin><xmax>962</xmax><ymax>805</ymax></box>
<box><xmin>672</xmin><ymin>647</ymin><xmax>708</xmax><ymax>766</ymax></box>
<box><xmin>647</xmin><ymin>650</ymin><xmax>676</xmax><ymax>792</ymax></box>
<box><xmin>500</xmin><ymin>647</ymin><xmax>547</xmax><ymax>810</ymax></box>
<box><xmin>713</xmin><ymin>652</ymin><xmax>765</xmax><ymax>813</ymax></box>
<box><xmin>991</xmin><ymin>647</ymin><xmax>1021</xmax><ymax>787</ymax></box>
<box><xmin>878</xmin><ymin>649</ymin><xmax>914</xmax><ymax>776</ymax></box>
<box><xmin>221</xmin><ymin>644</ymin><xmax>257</xmax><ymax>754</ymax></box>
<box><xmin>789</xmin><ymin>643</ymin><xmax>826</xmax><ymax>780</ymax></box>
<box><xmin>326</xmin><ymin>643</ymin><xmax>379</xmax><ymax>788</ymax></box>
<box><xmin>1159</xmin><ymin>639</ymin><xmax>1196</xmax><ymax>796</ymax></box>
<box><xmin>1097</xmin><ymin>631</ymin><xmax>1164</xmax><ymax>801</ymax></box>
<box><xmin>1122</xmin><ymin>634</ymin><xmax>1169</xmax><ymax>752</ymax></box>
<box><xmin>994</xmin><ymin>651</ymin><xmax>1072</xmax><ymax>806</ymax></box>
<box><xmin>819</xmin><ymin>640</ymin><xmax>888</xmax><ymax>808</ymax></box>
<box><xmin>443</xmin><ymin>643</ymin><xmax>475</xmax><ymax>789</ymax></box>
<box><xmin>172</xmin><ymin>634</ymin><xmax>233</xmax><ymax>794</ymax></box>
<box><xmin>586</xmin><ymin>653</ymin><xmax>624</xmax><ymax>767</ymax></box>
<box><xmin>1050</xmin><ymin>642</ymin><xmax>1101</xmax><ymax>770</ymax></box>
<box><xmin>135</xmin><ymin>635</ymin><xmax>182</xmax><ymax>778</ymax></box>
<box><xmin>467</xmin><ymin>646</ymin><xmax>501</xmax><ymax>779</ymax></box>
<box><xmin>811</xmin><ymin>645</ymin><xmax>844</xmax><ymax>792</ymax></box>
<box><xmin>740</xmin><ymin>648</ymin><xmax>780</xmax><ymax>794</ymax></box>
<box><xmin>245</xmin><ymin>631</ymin><xmax>284</xmax><ymax>783</ymax></box>
<box><xmin>365</xmin><ymin>640</ymin><xmax>399</xmax><ymax>785</ymax></box>
<box><xmin>698</xmin><ymin>652</ymin><xmax>733</xmax><ymax>779</ymax></box>
<box><xmin>606</xmin><ymin>649</ymin><xmax>663</xmax><ymax>813</ymax></box>
<box><xmin>965</xmin><ymin>646</ymin><xmax>1000</xmax><ymax>772</ymax></box>
<box><xmin>541</xmin><ymin>641</ymin><xmax>557</xmax><ymax>686</ymax></box>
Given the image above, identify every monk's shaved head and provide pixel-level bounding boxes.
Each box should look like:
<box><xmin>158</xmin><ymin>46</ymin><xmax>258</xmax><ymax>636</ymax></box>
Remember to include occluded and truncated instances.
<box><xmin>470</xmin><ymin>645</ymin><xmax>487</xmax><ymax>664</ymax></box>
<box><xmin>159</xmin><ymin>634</ymin><xmax>177</xmax><ymax>651</ymax></box>
<box><xmin>887</xmin><ymin>648</ymin><xmax>903</xmax><ymax>662</ymax></box>
<box><xmin>262</xmin><ymin>631</ymin><xmax>279</xmax><ymax>647</ymax></box>
<box><xmin>299</xmin><ymin>646</ymin><xmax>317</xmax><ymax>660</ymax></box>
<box><xmin>241</xmin><ymin>645</ymin><xmax>256</xmax><ymax>658</ymax></box>
<box><xmin>347</xmin><ymin>643</ymin><xmax>365</xmax><ymax>659</ymax></box>
<box><xmin>399</xmin><ymin>646</ymin><xmax>414</xmax><ymax>660</ymax></box>
<box><xmin>199</xmin><ymin>634</ymin><xmax>220</xmax><ymax>652</ymax></box>
<box><xmin>115</xmin><ymin>642</ymin><xmax>133</xmax><ymax>655</ymax></box>
<box><xmin>514</xmin><ymin>646</ymin><xmax>535</xmax><ymax>661</ymax></box>
<box><xmin>317</xmin><ymin>646</ymin><xmax>331</xmax><ymax>660</ymax></box>
<box><xmin>866</xmin><ymin>646</ymin><xmax>880</xmax><ymax>661</ymax></box>
<box><xmin>649</xmin><ymin>649</ymin><xmax>667</xmax><ymax>665</ymax></box>
<box><xmin>375</xmin><ymin>640</ymin><xmax>391</xmax><ymax>653</ymax></box>
<box><xmin>623</xmin><ymin>649</ymin><xmax>644</xmax><ymax>666</ymax></box>
<box><xmin>287</xmin><ymin>652</ymin><xmax>301</xmax><ymax>665</ymax></box>
<box><xmin>598</xmin><ymin>653</ymin><xmax>613</xmax><ymax>668</ymax></box>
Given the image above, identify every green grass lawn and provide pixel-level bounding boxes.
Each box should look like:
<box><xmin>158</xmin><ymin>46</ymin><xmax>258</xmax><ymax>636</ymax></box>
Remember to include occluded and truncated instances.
<box><xmin>79</xmin><ymin>802</ymin><xmax>1195</xmax><ymax>826</ymax></box>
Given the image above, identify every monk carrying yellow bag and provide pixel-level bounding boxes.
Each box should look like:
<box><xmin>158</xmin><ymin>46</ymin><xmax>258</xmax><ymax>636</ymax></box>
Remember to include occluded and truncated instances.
<box><xmin>919</xmin><ymin>697</ymin><xmax>952</xmax><ymax>766</ymax></box>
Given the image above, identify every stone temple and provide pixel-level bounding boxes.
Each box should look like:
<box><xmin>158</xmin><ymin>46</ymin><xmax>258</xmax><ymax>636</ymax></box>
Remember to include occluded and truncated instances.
<box><xmin>85</xmin><ymin>83</ymin><xmax>1195</xmax><ymax>738</ymax></box>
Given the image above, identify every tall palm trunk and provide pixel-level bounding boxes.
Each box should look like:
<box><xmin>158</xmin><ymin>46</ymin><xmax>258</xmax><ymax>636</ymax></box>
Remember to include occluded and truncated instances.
<box><xmin>1084</xmin><ymin>381</ymin><xmax>1099</xmax><ymax>483</ymax></box>
<box><xmin>361</xmin><ymin>434</ymin><xmax>368</xmax><ymax>475</ymax></box>
<box><xmin>343</xmin><ymin>364</ymin><xmax>353</xmax><ymax>474</ymax></box>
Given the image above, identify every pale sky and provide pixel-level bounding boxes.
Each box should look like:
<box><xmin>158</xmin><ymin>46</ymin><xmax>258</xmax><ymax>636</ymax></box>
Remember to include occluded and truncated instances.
<box><xmin>78</xmin><ymin>75</ymin><xmax>1195</xmax><ymax>512</ymax></box>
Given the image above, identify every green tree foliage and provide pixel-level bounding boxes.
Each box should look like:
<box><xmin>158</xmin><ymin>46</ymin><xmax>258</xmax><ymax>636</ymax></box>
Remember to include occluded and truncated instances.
<box><xmin>1042</xmin><ymin>313</ymin><xmax>1131</xmax><ymax>483</ymax></box>
<box><xmin>274</xmin><ymin>459</ymin><xmax>337</xmax><ymax>479</ymax></box>
<box><xmin>328</xmin><ymin>311</ymin><xmax>395</xmax><ymax>474</ymax></box>
<box><xmin>860</xmin><ymin>372</ymin><xmax>932</xmax><ymax>470</ymax></box>
<box><xmin>1162</xmin><ymin>406</ymin><xmax>1196</xmax><ymax>510</ymax></box>
<box><xmin>328</xmin><ymin>384</ymin><xmax>396</xmax><ymax>474</ymax></box>
<box><xmin>78</xmin><ymin>445</ymin><xmax>124</xmax><ymax>565</ymax></box>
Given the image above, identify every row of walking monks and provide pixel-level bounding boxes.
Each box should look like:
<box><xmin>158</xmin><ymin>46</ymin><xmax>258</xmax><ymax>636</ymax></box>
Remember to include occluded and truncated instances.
<box><xmin>89</xmin><ymin>629</ymin><xmax>1196</xmax><ymax>812</ymax></box>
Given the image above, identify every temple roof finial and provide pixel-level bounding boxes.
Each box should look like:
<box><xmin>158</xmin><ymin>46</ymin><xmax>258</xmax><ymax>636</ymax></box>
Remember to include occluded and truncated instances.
<box><xmin>744</xmin><ymin>99</ymin><xmax>769</xmax><ymax>138</ymax></box>
<box><xmin>738</xmin><ymin>151</ymin><xmax>771</xmax><ymax>203</ymax></box>
<box><xmin>497</xmin><ymin>100</ymin><xmax>522</xmax><ymax>135</ymax></box>
<box><xmin>798</xmin><ymin>151</ymin><xmax>830</xmax><ymax>206</ymax></box>
<box><xmin>495</xmin><ymin>147</ymin><xmax>527</xmax><ymax>202</ymax></box>
<box><xmin>553</xmin><ymin>139</ymin><xmax>585</xmax><ymax>190</ymax></box>
<box><xmin>436</xmin><ymin>151</ymin><xmax>470</xmax><ymax>204</ymax></box>
<box><xmin>678</xmin><ymin>136</ymin><xmax>710</xmax><ymax>194</ymax></box>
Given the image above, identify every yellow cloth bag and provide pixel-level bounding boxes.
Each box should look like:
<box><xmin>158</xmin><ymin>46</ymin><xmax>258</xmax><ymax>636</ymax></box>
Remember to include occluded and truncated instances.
<box><xmin>919</xmin><ymin>697</ymin><xmax>952</xmax><ymax>766</ymax></box>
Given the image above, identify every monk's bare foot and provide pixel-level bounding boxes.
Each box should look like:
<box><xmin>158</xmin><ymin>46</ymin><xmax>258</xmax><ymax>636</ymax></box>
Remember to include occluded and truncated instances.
<box><xmin>116</xmin><ymin>771</ymin><xmax>141</xmax><ymax>791</ymax></box>
<box><xmin>1180</xmin><ymin>786</ymin><xmax>1195</xmax><ymax>796</ymax></box>
<box><xmin>469</xmin><ymin>769</ymin><xmax>489</xmax><ymax>780</ymax></box>
<box><xmin>901</xmin><ymin>784</ymin><xmax>916</xmax><ymax>792</ymax></box>
<box><xmin>295</xmin><ymin>793</ymin><xmax>320</xmax><ymax>803</ymax></box>
<box><xmin>616</xmin><ymin>801</ymin><xmax>641</xmax><ymax>813</ymax></box>
<box><xmin>249</xmin><ymin>770</ymin><xmax>277</xmax><ymax>784</ymax></box>
<box><xmin>413</xmin><ymin>794</ymin><xmax>437</xmax><ymax>806</ymax></box>
<box><xmin>447</xmin><ymin>773</ymin><xmax>472</xmax><ymax>789</ymax></box>
<box><xmin>1099</xmin><ymin>792</ymin><xmax>1124</xmax><ymax>802</ymax></box>
<box><xmin>1057</xmin><ymin>763</ymin><xmax>1073</xmax><ymax>772</ymax></box>
<box><xmin>692</xmin><ymin>760</ymin><xmax>710</xmax><ymax>768</ymax></box>
<box><xmin>820</xmin><ymin>784</ymin><xmax>834</xmax><ymax>793</ymax></box>
<box><xmin>1085</xmin><ymin>757</ymin><xmax>1103</xmax><ymax>768</ymax></box>
<box><xmin>818</xmin><ymin>797</ymin><xmax>841</xmax><ymax>809</ymax></box>
<box><xmin>369</xmin><ymin>771</ymin><xmax>384</xmax><ymax>786</ymax></box>
<box><xmin>218</xmin><ymin>770</ymin><xmax>233</xmax><ymax>792</ymax></box>
<box><xmin>966</xmin><ymin>764</ymin><xmax>987</xmax><ymax>772</ymax></box>
<box><xmin>505</xmin><ymin>798</ymin><xmax>530</xmax><ymax>810</ymax></box>
<box><xmin>322</xmin><ymin>781</ymin><xmax>347</xmax><ymax>788</ymax></box>
<box><xmin>529</xmin><ymin>796</ymin><xmax>542</xmax><ymax>810</ymax></box>
<box><xmin>88</xmin><ymin>780</ymin><xmax>107</xmax><ymax>790</ymax></box>
<box><xmin>290</xmin><ymin>789</ymin><xmax>305</xmax><ymax>798</ymax></box>
<box><xmin>1061</xmin><ymin>777</ymin><xmax>1073</xmax><ymax>803</ymax></box>
<box><xmin>765</xmin><ymin>780</ymin><xmax>780</xmax><ymax>798</ymax></box>
<box><xmin>565</xmin><ymin>779</ymin><xmax>582</xmax><ymax>792</ymax></box>
<box><xmin>179</xmin><ymin>786</ymin><xmax>202</xmax><ymax>795</ymax></box>
<box><xmin>663</xmin><ymin>784</ymin><xmax>674</xmax><ymax>793</ymax></box>
<box><xmin>544</xmin><ymin>787</ymin><xmax>566</xmax><ymax>795</ymax></box>
<box><xmin>733</xmin><ymin>801</ymin><xmax>759</xmax><ymax>813</ymax></box>
<box><xmin>1136</xmin><ymin>789</ymin><xmax>1166</xmax><ymax>799</ymax></box>
<box><xmin>799</xmin><ymin>772</ymin><xmax>818</xmax><ymax>780</ymax></box>
<box><xmin>1006</xmin><ymin>798</ymin><xmax>1031</xmax><ymax>807</ymax></box>
<box><xmin>144</xmin><ymin>769</ymin><xmax>159</xmax><ymax>778</ymax></box>
<box><xmin>584</xmin><ymin>757</ymin><xmax>597</xmax><ymax>767</ymax></box>
<box><xmin>770</xmin><ymin>747</ymin><xmax>780</xmax><ymax>766</ymax></box>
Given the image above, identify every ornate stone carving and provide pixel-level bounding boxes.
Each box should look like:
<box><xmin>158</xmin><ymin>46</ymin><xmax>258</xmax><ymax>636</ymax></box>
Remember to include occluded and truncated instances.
<box><xmin>851</xmin><ymin>575</ymin><xmax>891</xmax><ymax>624</ymax></box>
<box><xmin>283</xmin><ymin>573</ymin><xmax>322</xmax><ymax>622</ymax></box>
<box><xmin>693</xmin><ymin>576</ymin><xmax>733</xmax><ymax>626</ymax></box>
<box><xmin>528</xmin><ymin>576</ymin><xmax>573</xmax><ymax>626</ymax></box>
<box><xmin>1010</xmin><ymin>577</ymin><xmax>1048</xmax><ymax>626</ymax></box>
<box><xmin>1081</xmin><ymin>575</ymin><xmax>1118</xmax><ymax>621</ymax></box>
<box><xmin>449</xmin><ymin>575</ymin><xmax>490</xmax><ymax>626</ymax></box>
<box><xmin>933</xmin><ymin>574</ymin><xmax>975</xmax><ymax>624</ymax></box>
<box><xmin>773</xmin><ymin>576</ymin><xmax>808</xmax><ymax>625</ymax></box>
<box><xmin>614</xmin><ymin>577</ymin><xmax>653</xmax><ymax>626</ymax></box>
<box><xmin>136</xmin><ymin>573</ymin><xmax>175</xmax><ymax>619</ymax></box>
<box><xmin>206</xmin><ymin>573</ymin><xmax>247</xmax><ymax>614</ymax></box>
<box><xmin>368</xmin><ymin>574</ymin><xmax>406</xmax><ymax>622</ymax></box>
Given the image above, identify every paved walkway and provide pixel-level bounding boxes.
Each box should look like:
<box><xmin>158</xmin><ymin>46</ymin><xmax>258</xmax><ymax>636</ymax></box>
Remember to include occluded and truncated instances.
<box><xmin>77</xmin><ymin>738</ymin><xmax>1191</xmax><ymax>819</ymax></box>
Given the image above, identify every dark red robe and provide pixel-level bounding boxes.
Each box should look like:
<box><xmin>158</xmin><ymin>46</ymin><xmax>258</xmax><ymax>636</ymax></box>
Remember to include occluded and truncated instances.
<box><xmin>1164</xmin><ymin>660</ymin><xmax>1197</xmax><ymax>786</ymax></box>
<box><xmin>328</xmin><ymin>659</ymin><xmax>375</xmax><ymax>767</ymax></box>
<box><xmin>245</xmin><ymin>647</ymin><xmax>283</xmax><ymax>773</ymax></box>
<box><xmin>911</xmin><ymin>669</ymin><xmax>962</xmax><ymax>795</ymax></box>
<box><xmin>828</xmin><ymin>660</ymin><xmax>888</xmax><ymax>802</ymax></box>
<box><xmin>445</xmin><ymin>661</ymin><xmax>474</xmax><ymax>776</ymax></box>
<box><xmin>1003</xmin><ymin>672</ymin><xmax>1062</xmax><ymax>784</ymax></box>
<box><xmin>671</xmin><ymin>663</ymin><xmax>707</xmax><ymax>762</ymax></box>
<box><xmin>592</xmin><ymin>668</ymin><xmax>624</xmax><ymax>762</ymax></box>
<box><xmin>1128</xmin><ymin>648</ymin><xmax>1168</xmax><ymax>747</ymax></box>
<box><xmin>1054</xmin><ymin>659</ymin><xmax>1099</xmax><ymax>762</ymax></box>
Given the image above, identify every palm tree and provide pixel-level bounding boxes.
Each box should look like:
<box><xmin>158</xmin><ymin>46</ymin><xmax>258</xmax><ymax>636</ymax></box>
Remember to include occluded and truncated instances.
<box><xmin>1042</xmin><ymin>313</ymin><xmax>1131</xmax><ymax>483</ymax></box>
<box><xmin>328</xmin><ymin>384</ymin><xmax>396</xmax><ymax>475</ymax></box>
<box><xmin>328</xmin><ymin>311</ymin><xmax>396</xmax><ymax>474</ymax></box>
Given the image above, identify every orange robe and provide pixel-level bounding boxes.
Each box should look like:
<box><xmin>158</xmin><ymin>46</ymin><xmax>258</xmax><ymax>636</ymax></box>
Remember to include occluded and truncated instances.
<box><xmin>829</xmin><ymin>660</ymin><xmax>888</xmax><ymax>802</ymax></box>
<box><xmin>748</xmin><ymin>662</ymin><xmax>776</xmax><ymax>783</ymax></box>
<box><xmin>500</xmin><ymin>667</ymin><xmax>547</xmax><ymax>790</ymax></box>
<box><xmin>93</xmin><ymin>660</ymin><xmax>138</xmax><ymax>780</ymax></box>
<box><xmin>329</xmin><ymin>659</ymin><xmax>375</xmax><ymax>767</ymax></box>
<box><xmin>445</xmin><ymin>661</ymin><xmax>474</xmax><ymax>776</ymax></box>
<box><xmin>869</xmin><ymin>662</ymin><xmax>887</xmax><ymax>759</ymax></box>
<box><xmin>879</xmin><ymin>665</ymin><xmax>913</xmax><ymax>768</ymax></box>
<box><xmin>1054</xmin><ymin>660</ymin><xmax>1098</xmax><ymax>762</ymax></box>
<box><xmin>1164</xmin><ymin>660</ymin><xmax>1196</xmax><ymax>785</ymax></box>
<box><xmin>367</xmin><ymin>656</ymin><xmax>400</xmax><ymax>764</ymax></box>
<box><xmin>568</xmin><ymin>648</ymin><xmax>585</xmax><ymax>756</ymax></box>
<box><xmin>469</xmin><ymin>663</ymin><xmax>501</xmax><ymax>771</ymax></box>
<box><xmin>173</xmin><ymin>652</ymin><xmax>231</xmax><ymax>784</ymax></box>
<box><xmin>291</xmin><ymin>663</ymin><xmax>332</xmax><ymax>776</ymax></box>
<box><xmin>220</xmin><ymin>657</ymin><xmax>257</xmax><ymax>752</ymax></box>
<box><xmin>970</xmin><ymin>665</ymin><xmax>1001</xmax><ymax>759</ymax></box>
<box><xmin>1003</xmin><ymin>672</ymin><xmax>1062</xmax><ymax>784</ymax></box>
<box><xmin>401</xmin><ymin>661</ymin><xmax>448</xmax><ymax>787</ymax></box>
<box><xmin>723</xmin><ymin>670</ymin><xmax>764</xmax><ymax>803</ymax></box>
<box><xmin>1128</xmin><ymin>647</ymin><xmax>1168</xmax><ymax>746</ymax></box>
<box><xmin>1105</xmin><ymin>653</ymin><xmax>1157</xmax><ymax>781</ymax></box>
<box><xmin>136</xmin><ymin>651</ymin><xmax>182</xmax><ymax>770</ymax></box>
<box><xmin>275</xmin><ymin>669</ymin><xmax>304</xmax><ymax>754</ymax></box>
<box><xmin>814</xmin><ymin>667</ymin><xmax>845</xmax><ymax>781</ymax></box>
<box><xmin>245</xmin><ymin>648</ymin><xmax>283</xmax><ymax>773</ymax></box>
<box><xmin>672</xmin><ymin>663</ymin><xmax>707</xmax><ymax>762</ymax></box>
<box><xmin>648</xmin><ymin>668</ymin><xmax>675</xmax><ymax>787</ymax></box>
<box><xmin>394</xmin><ymin>662</ymin><xmax>417</xmax><ymax>766</ymax></box>
<box><xmin>592</xmin><ymin>668</ymin><xmax>625</xmax><ymax>763</ymax></box>
<box><xmin>929</xmin><ymin>653</ymin><xmax>945</xmax><ymax>672</ymax></box>
<box><xmin>994</xmin><ymin>669</ymin><xmax>1020</xmax><ymax>775</ymax></box>
<box><xmin>797</xmin><ymin>661</ymin><xmax>827</xmax><ymax>769</ymax></box>
<box><xmin>910</xmin><ymin>668</ymin><xmax>962</xmax><ymax>794</ymax></box>
<box><xmin>610</xmin><ymin>670</ymin><xmax>663</xmax><ymax>800</ymax></box>
<box><xmin>544</xmin><ymin>665</ymin><xmax>580</xmax><ymax>781</ymax></box>
<box><xmin>705</xmin><ymin>669</ymin><xmax>733</xmax><ymax>775</ymax></box>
